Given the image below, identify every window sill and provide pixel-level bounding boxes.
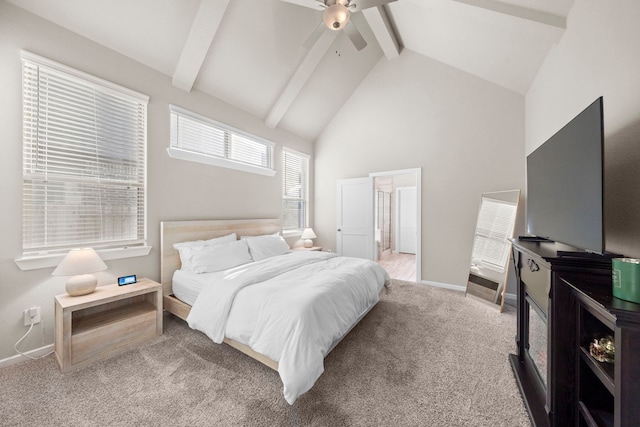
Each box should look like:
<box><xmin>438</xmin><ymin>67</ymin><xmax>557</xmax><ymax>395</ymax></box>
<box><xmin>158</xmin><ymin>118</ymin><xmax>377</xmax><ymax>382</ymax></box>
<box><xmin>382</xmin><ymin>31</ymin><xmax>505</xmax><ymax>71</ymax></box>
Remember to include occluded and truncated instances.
<box><xmin>282</xmin><ymin>229</ymin><xmax>303</xmax><ymax>238</ymax></box>
<box><xmin>15</xmin><ymin>246</ymin><xmax>152</xmax><ymax>271</ymax></box>
<box><xmin>167</xmin><ymin>147</ymin><xmax>276</xmax><ymax>177</ymax></box>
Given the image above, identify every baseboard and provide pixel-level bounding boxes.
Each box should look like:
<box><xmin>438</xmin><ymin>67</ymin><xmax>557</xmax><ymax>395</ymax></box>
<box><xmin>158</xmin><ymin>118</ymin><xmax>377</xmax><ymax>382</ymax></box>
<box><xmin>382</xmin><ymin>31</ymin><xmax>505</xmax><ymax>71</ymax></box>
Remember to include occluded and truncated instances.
<box><xmin>0</xmin><ymin>344</ymin><xmax>54</xmax><ymax>369</ymax></box>
<box><xmin>504</xmin><ymin>292</ymin><xmax>517</xmax><ymax>307</ymax></box>
<box><xmin>419</xmin><ymin>281</ymin><xmax>517</xmax><ymax>306</ymax></box>
<box><xmin>419</xmin><ymin>279</ymin><xmax>466</xmax><ymax>292</ymax></box>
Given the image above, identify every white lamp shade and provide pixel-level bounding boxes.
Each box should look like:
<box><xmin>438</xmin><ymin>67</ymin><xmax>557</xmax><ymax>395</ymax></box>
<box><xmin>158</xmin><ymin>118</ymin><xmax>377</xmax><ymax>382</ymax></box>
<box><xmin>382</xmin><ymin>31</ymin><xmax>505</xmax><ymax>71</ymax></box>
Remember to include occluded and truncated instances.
<box><xmin>301</xmin><ymin>228</ymin><xmax>317</xmax><ymax>240</ymax></box>
<box><xmin>53</xmin><ymin>248</ymin><xmax>107</xmax><ymax>296</ymax></box>
<box><xmin>52</xmin><ymin>248</ymin><xmax>107</xmax><ymax>276</ymax></box>
<box><xmin>301</xmin><ymin>228</ymin><xmax>317</xmax><ymax>248</ymax></box>
<box><xmin>323</xmin><ymin>3</ymin><xmax>350</xmax><ymax>30</ymax></box>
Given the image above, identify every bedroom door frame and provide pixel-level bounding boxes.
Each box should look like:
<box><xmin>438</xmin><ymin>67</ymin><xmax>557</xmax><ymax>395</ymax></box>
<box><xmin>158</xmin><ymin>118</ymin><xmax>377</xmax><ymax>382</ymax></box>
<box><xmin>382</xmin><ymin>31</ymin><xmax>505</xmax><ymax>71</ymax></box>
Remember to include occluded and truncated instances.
<box><xmin>369</xmin><ymin>168</ymin><xmax>422</xmax><ymax>282</ymax></box>
<box><xmin>396</xmin><ymin>186</ymin><xmax>417</xmax><ymax>255</ymax></box>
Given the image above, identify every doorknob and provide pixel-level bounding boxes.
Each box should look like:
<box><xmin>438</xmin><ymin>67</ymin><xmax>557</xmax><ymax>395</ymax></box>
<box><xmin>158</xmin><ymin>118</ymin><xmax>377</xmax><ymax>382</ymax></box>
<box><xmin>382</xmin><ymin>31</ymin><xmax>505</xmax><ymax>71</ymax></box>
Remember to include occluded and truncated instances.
<box><xmin>337</xmin><ymin>229</ymin><xmax>341</xmax><ymax>232</ymax></box>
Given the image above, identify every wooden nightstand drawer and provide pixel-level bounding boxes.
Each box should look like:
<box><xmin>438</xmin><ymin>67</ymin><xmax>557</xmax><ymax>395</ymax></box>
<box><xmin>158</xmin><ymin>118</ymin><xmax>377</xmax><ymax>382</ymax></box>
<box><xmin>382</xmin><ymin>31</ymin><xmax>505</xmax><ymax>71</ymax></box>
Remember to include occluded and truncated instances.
<box><xmin>71</xmin><ymin>303</ymin><xmax>157</xmax><ymax>364</ymax></box>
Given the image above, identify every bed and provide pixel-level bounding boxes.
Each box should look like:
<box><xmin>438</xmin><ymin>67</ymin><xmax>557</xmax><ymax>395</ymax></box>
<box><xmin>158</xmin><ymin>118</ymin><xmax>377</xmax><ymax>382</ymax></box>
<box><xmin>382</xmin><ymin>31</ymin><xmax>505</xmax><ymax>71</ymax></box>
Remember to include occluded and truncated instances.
<box><xmin>160</xmin><ymin>219</ymin><xmax>389</xmax><ymax>404</ymax></box>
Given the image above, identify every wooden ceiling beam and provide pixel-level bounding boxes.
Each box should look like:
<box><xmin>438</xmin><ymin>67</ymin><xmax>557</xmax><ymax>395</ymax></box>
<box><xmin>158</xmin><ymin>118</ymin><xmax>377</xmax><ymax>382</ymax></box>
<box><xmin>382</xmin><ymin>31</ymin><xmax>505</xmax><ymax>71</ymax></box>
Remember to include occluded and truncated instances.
<box><xmin>452</xmin><ymin>0</ymin><xmax>566</xmax><ymax>30</ymax></box>
<box><xmin>265</xmin><ymin>29</ymin><xmax>339</xmax><ymax>129</ymax></box>
<box><xmin>172</xmin><ymin>0</ymin><xmax>230</xmax><ymax>92</ymax></box>
<box><xmin>363</xmin><ymin>5</ymin><xmax>402</xmax><ymax>60</ymax></box>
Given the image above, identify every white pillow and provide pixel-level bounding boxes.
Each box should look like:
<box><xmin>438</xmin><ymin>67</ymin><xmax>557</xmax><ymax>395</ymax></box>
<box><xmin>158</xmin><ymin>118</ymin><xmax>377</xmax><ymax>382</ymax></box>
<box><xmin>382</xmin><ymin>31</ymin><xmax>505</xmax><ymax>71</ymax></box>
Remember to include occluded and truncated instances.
<box><xmin>174</xmin><ymin>233</ymin><xmax>237</xmax><ymax>271</ymax></box>
<box><xmin>191</xmin><ymin>239</ymin><xmax>253</xmax><ymax>274</ymax></box>
<box><xmin>243</xmin><ymin>235</ymin><xmax>291</xmax><ymax>261</ymax></box>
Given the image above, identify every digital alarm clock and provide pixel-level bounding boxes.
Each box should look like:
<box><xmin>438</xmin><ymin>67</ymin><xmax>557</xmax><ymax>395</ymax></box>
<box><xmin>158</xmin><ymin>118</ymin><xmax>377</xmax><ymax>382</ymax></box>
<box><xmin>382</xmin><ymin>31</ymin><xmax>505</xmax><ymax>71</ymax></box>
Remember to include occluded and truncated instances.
<box><xmin>118</xmin><ymin>275</ymin><xmax>137</xmax><ymax>286</ymax></box>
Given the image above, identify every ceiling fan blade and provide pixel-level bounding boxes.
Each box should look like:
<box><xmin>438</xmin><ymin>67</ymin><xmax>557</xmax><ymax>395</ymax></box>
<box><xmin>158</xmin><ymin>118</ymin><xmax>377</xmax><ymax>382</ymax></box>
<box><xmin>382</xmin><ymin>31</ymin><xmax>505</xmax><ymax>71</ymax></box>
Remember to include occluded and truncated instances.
<box><xmin>343</xmin><ymin>21</ymin><xmax>367</xmax><ymax>50</ymax></box>
<box><xmin>349</xmin><ymin>0</ymin><xmax>397</xmax><ymax>13</ymax></box>
<box><xmin>280</xmin><ymin>0</ymin><xmax>325</xmax><ymax>10</ymax></box>
<box><xmin>303</xmin><ymin>21</ymin><xmax>327</xmax><ymax>49</ymax></box>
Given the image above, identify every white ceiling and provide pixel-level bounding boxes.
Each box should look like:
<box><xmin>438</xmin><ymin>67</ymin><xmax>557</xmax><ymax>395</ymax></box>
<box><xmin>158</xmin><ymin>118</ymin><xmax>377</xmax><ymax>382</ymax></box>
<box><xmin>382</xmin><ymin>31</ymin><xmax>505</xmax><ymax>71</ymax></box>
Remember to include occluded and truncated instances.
<box><xmin>7</xmin><ymin>0</ymin><xmax>575</xmax><ymax>141</ymax></box>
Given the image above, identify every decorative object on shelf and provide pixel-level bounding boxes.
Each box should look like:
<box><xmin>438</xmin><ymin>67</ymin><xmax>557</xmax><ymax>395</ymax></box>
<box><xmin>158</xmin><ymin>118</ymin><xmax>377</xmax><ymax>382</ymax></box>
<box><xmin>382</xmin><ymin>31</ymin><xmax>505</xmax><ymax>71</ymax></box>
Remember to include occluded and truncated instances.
<box><xmin>301</xmin><ymin>228</ymin><xmax>317</xmax><ymax>248</ymax></box>
<box><xmin>612</xmin><ymin>258</ymin><xmax>640</xmax><ymax>303</ymax></box>
<box><xmin>589</xmin><ymin>335</ymin><xmax>615</xmax><ymax>363</ymax></box>
<box><xmin>52</xmin><ymin>248</ymin><xmax>107</xmax><ymax>296</ymax></box>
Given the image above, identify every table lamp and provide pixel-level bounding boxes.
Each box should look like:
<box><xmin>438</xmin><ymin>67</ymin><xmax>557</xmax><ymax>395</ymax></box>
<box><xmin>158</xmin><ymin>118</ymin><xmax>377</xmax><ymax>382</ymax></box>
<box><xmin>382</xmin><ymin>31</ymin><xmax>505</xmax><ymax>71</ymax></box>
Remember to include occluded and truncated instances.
<box><xmin>301</xmin><ymin>228</ymin><xmax>317</xmax><ymax>248</ymax></box>
<box><xmin>52</xmin><ymin>248</ymin><xmax>107</xmax><ymax>296</ymax></box>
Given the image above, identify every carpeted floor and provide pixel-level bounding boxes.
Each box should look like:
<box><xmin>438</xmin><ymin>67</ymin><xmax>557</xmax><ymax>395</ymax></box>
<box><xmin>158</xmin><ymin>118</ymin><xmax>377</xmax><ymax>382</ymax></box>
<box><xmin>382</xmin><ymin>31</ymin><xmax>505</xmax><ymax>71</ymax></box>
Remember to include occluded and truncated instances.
<box><xmin>0</xmin><ymin>280</ymin><xmax>530</xmax><ymax>426</ymax></box>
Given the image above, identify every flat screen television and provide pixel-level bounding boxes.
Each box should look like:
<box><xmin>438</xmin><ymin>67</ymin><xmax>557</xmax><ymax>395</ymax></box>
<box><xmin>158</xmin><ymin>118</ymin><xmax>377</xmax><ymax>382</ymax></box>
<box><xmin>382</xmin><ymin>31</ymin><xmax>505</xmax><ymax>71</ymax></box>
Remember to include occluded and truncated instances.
<box><xmin>526</xmin><ymin>97</ymin><xmax>604</xmax><ymax>254</ymax></box>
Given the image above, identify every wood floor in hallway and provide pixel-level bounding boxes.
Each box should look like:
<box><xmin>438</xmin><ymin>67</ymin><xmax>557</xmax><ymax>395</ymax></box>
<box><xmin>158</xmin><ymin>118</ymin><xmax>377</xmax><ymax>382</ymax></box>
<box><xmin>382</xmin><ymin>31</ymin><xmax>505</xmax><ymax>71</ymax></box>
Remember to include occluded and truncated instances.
<box><xmin>377</xmin><ymin>251</ymin><xmax>416</xmax><ymax>282</ymax></box>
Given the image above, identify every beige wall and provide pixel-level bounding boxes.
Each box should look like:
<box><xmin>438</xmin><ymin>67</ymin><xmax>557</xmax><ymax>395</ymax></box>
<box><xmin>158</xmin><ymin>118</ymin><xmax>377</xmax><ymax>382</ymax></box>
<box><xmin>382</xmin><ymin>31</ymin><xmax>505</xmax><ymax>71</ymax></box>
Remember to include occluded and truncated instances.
<box><xmin>526</xmin><ymin>0</ymin><xmax>640</xmax><ymax>258</ymax></box>
<box><xmin>313</xmin><ymin>50</ymin><xmax>525</xmax><ymax>288</ymax></box>
<box><xmin>0</xmin><ymin>2</ymin><xmax>312</xmax><ymax>361</ymax></box>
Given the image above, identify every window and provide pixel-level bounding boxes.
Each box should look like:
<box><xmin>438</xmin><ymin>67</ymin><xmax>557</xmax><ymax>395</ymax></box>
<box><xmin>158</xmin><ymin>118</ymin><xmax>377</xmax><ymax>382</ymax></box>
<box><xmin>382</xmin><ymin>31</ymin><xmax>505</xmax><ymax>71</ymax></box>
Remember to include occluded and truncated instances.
<box><xmin>168</xmin><ymin>105</ymin><xmax>275</xmax><ymax>176</ymax></box>
<box><xmin>21</xmin><ymin>52</ymin><xmax>148</xmax><ymax>261</ymax></box>
<box><xmin>282</xmin><ymin>148</ymin><xmax>310</xmax><ymax>234</ymax></box>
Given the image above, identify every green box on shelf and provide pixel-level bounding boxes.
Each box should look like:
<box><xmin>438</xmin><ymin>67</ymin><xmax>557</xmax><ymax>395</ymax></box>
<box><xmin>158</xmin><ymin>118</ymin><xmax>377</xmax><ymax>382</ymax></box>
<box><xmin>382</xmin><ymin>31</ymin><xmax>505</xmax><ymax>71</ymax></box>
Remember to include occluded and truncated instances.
<box><xmin>612</xmin><ymin>258</ymin><xmax>640</xmax><ymax>304</ymax></box>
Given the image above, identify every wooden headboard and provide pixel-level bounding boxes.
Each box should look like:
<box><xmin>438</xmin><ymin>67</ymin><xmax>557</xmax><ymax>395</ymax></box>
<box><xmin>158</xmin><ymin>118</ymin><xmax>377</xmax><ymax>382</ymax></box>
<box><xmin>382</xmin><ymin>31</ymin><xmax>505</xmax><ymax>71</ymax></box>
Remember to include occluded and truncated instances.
<box><xmin>160</xmin><ymin>219</ymin><xmax>282</xmax><ymax>297</ymax></box>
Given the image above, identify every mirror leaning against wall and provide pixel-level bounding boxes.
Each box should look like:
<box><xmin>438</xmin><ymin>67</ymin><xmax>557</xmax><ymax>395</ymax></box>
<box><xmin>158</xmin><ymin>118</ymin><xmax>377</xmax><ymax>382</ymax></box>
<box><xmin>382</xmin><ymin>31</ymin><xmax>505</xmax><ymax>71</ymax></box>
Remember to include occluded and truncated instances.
<box><xmin>466</xmin><ymin>190</ymin><xmax>520</xmax><ymax>312</ymax></box>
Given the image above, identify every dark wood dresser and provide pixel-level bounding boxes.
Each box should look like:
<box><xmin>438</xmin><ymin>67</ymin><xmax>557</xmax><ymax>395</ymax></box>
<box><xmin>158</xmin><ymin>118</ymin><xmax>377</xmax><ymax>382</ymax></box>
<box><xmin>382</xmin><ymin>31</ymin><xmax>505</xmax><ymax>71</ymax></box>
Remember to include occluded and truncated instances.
<box><xmin>510</xmin><ymin>240</ymin><xmax>640</xmax><ymax>427</ymax></box>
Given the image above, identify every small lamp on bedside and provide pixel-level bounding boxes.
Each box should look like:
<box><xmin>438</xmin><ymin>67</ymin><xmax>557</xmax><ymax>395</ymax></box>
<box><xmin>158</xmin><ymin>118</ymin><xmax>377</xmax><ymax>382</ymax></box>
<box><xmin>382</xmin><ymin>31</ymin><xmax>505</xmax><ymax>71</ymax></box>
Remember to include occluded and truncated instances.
<box><xmin>52</xmin><ymin>248</ymin><xmax>107</xmax><ymax>296</ymax></box>
<box><xmin>301</xmin><ymin>228</ymin><xmax>317</xmax><ymax>248</ymax></box>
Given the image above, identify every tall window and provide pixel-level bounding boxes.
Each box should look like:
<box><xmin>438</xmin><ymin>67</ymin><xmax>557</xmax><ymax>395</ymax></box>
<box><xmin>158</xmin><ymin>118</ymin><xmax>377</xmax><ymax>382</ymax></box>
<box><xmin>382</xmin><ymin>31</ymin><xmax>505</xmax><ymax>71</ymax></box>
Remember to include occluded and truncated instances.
<box><xmin>21</xmin><ymin>52</ymin><xmax>148</xmax><ymax>257</ymax></box>
<box><xmin>168</xmin><ymin>105</ymin><xmax>275</xmax><ymax>176</ymax></box>
<box><xmin>282</xmin><ymin>148</ymin><xmax>310</xmax><ymax>233</ymax></box>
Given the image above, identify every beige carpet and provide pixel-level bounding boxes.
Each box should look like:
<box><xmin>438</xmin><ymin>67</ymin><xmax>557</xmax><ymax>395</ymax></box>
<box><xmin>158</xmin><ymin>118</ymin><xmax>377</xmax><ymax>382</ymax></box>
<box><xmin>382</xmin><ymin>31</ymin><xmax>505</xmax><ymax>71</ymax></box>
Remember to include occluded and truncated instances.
<box><xmin>0</xmin><ymin>280</ymin><xmax>530</xmax><ymax>426</ymax></box>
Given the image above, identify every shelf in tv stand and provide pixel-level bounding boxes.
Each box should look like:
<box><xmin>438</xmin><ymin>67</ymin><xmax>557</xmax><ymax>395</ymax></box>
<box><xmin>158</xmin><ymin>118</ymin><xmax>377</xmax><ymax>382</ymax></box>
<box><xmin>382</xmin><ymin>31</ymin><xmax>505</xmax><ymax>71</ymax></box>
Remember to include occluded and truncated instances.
<box><xmin>578</xmin><ymin>401</ymin><xmax>614</xmax><ymax>427</ymax></box>
<box><xmin>564</xmin><ymin>276</ymin><xmax>640</xmax><ymax>427</ymax></box>
<box><xmin>579</xmin><ymin>346</ymin><xmax>614</xmax><ymax>394</ymax></box>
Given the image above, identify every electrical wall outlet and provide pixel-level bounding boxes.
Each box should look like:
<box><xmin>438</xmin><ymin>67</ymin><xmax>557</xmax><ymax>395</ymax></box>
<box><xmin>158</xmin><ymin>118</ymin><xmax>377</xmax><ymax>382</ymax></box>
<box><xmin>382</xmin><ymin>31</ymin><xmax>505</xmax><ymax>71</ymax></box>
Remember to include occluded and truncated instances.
<box><xmin>23</xmin><ymin>306</ymin><xmax>41</xmax><ymax>326</ymax></box>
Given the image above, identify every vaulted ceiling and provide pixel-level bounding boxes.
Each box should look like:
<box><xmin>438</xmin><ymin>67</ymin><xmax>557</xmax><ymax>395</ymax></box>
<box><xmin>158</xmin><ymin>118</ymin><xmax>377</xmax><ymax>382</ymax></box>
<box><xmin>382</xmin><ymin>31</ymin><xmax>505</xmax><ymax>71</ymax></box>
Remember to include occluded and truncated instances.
<box><xmin>7</xmin><ymin>0</ymin><xmax>574</xmax><ymax>141</ymax></box>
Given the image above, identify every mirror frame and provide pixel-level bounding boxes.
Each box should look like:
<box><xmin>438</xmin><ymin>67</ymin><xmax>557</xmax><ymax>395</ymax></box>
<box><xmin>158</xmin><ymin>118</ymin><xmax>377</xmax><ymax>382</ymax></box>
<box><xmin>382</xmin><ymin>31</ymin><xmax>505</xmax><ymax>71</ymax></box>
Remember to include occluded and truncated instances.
<box><xmin>466</xmin><ymin>189</ymin><xmax>520</xmax><ymax>312</ymax></box>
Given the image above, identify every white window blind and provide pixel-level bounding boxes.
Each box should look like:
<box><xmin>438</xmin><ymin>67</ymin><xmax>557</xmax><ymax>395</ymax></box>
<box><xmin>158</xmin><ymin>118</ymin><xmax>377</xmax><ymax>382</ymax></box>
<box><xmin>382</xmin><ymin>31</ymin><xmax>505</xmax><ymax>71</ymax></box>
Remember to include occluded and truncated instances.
<box><xmin>168</xmin><ymin>105</ymin><xmax>275</xmax><ymax>176</ymax></box>
<box><xmin>282</xmin><ymin>148</ymin><xmax>309</xmax><ymax>232</ymax></box>
<box><xmin>22</xmin><ymin>52</ymin><xmax>148</xmax><ymax>256</ymax></box>
<box><xmin>471</xmin><ymin>198</ymin><xmax>518</xmax><ymax>272</ymax></box>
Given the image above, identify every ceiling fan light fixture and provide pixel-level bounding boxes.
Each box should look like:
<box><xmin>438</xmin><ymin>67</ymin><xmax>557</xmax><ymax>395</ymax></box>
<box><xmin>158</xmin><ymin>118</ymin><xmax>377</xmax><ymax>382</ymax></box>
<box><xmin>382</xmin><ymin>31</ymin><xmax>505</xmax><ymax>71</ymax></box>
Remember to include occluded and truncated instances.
<box><xmin>323</xmin><ymin>3</ymin><xmax>350</xmax><ymax>31</ymax></box>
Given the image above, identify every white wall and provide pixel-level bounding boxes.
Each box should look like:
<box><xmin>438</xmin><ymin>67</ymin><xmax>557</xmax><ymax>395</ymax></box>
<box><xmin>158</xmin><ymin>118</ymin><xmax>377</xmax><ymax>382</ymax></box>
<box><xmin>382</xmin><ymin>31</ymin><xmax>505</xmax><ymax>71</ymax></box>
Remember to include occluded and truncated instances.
<box><xmin>314</xmin><ymin>50</ymin><xmax>525</xmax><ymax>288</ymax></box>
<box><xmin>0</xmin><ymin>2</ymin><xmax>312</xmax><ymax>361</ymax></box>
<box><xmin>526</xmin><ymin>0</ymin><xmax>640</xmax><ymax>258</ymax></box>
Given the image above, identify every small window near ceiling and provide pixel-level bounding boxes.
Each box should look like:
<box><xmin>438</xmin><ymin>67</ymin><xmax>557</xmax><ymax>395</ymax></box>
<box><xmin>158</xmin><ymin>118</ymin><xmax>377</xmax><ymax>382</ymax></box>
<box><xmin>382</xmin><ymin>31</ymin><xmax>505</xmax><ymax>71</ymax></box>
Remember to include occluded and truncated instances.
<box><xmin>282</xmin><ymin>148</ymin><xmax>310</xmax><ymax>235</ymax></box>
<box><xmin>168</xmin><ymin>105</ymin><xmax>275</xmax><ymax>176</ymax></box>
<box><xmin>20</xmin><ymin>52</ymin><xmax>148</xmax><ymax>261</ymax></box>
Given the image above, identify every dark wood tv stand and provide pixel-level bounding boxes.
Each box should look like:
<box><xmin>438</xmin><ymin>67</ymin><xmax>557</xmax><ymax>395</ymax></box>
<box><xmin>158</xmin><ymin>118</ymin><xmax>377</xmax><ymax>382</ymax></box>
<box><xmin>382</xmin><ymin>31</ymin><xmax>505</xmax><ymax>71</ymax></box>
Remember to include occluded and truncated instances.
<box><xmin>511</xmin><ymin>241</ymin><xmax>640</xmax><ymax>426</ymax></box>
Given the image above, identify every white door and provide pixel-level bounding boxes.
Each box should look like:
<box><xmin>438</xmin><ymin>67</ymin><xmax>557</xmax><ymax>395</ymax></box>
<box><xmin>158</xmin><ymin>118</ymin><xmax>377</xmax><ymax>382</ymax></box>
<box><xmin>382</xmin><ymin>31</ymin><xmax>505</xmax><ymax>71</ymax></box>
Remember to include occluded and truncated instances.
<box><xmin>397</xmin><ymin>186</ymin><xmax>417</xmax><ymax>254</ymax></box>
<box><xmin>337</xmin><ymin>177</ymin><xmax>374</xmax><ymax>259</ymax></box>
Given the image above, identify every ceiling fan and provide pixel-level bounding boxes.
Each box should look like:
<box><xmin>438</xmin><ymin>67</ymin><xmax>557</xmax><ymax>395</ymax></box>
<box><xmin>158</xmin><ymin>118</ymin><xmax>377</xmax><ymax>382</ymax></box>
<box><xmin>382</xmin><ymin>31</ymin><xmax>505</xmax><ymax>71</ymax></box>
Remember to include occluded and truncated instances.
<box><xmin>282</xmin><ymin>0</ymin><xmax>397</xmax><ymax>51</ymax></box>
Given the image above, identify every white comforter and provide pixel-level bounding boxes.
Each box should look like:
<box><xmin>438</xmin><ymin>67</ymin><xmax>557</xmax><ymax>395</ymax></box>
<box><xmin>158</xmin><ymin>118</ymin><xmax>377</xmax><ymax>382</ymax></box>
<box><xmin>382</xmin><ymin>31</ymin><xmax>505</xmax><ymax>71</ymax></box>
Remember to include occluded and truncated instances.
<box><xmin>186</xmin><ymin>251</ymin><xmax>389</xmax><ymax>404</ymax></box>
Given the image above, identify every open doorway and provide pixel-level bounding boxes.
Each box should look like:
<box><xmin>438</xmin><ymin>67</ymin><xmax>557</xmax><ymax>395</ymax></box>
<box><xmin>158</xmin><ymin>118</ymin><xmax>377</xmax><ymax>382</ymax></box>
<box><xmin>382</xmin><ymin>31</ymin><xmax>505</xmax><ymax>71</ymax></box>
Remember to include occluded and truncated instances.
<box><xmin>370</xmin><ymin>169</ymin><xmax>420</xmax><ymax>282</ymax></box>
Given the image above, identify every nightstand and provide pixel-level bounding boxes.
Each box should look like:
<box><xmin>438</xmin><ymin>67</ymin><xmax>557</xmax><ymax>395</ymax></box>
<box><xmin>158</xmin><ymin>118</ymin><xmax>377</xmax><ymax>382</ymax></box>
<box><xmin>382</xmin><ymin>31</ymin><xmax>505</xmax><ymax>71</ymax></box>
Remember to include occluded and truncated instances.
<box><xmin>54</xmin><ymin>278</ymin><xmax>162</xmax><ymax>372</ymax></box>
<box><xmin>293</xmin><ymin>246</ymin><xmax>322</xmax><ymax>251</ymax></box>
